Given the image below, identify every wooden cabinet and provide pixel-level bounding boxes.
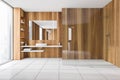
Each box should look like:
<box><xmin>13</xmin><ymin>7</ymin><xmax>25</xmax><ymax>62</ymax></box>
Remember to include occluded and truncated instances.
<box><xmin>14</xmin><ymin>8</ymin><xmax>26</xmax><ymax>60</ymax></box>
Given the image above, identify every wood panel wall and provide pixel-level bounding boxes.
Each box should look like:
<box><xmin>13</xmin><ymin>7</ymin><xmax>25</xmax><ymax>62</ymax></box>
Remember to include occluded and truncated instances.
<box><xmin>25</xmin><ymin>12</ymin><xmax>62</xmax><ymax>43</ymax></box>
<box><xmin>103</xmin><ymin>0</ymin><xmax>120</xmax><ymax>67</ymax></box>
<box><xmin>32</xmin><ymin>22</ymin><xmax>39</xmax><ymax>40</ymax></box>
<box><xmin>24</xmin><ymin>12</ymin><xmax>62</xmax><ymax>58</ymax></box>
<box><xmin>14</xmin><ymin>8</ymin><xmax>27</xmax><ymax>60</ymax></box>
<box><xmin>14</xmin><ymin>8</ymin><xmax>21</xmax><ymax>60</ymax></box>
<box><xmin>28</xmin><ymin>40</ymin><xmax>62</xmax><ymax>58</ymax></box>
<box><xmin>62</xmin><ymin>8</ymin><xmax>103</xmax><ymax>59</ymax></box>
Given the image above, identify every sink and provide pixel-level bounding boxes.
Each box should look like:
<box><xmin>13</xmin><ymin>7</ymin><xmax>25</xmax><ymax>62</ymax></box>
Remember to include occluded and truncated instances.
<box><xmin>36</xmin><ymin>43</ymin><xmax>47</xmax><ymax>46</ymax></box>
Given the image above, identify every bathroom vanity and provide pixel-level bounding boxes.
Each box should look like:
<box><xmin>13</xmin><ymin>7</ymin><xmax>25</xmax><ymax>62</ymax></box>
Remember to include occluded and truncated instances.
<box><xmin>21</xmin><ymin>44</ymin><xmax>62</xmax><ymax>53</ymax></box>
<box><xmin>14</xmin><ymin>8</ymin><xmax>62</xmax><ymax>59</ymax></box>
<box><xmin>20</xmin><ymin>19</ymin><xmax>62</xmax><ymax>58</ymax></box>
<box><xmin>21</xmin><ymin>43</ymin><xmax>62</xmax><ymax>58</ymax></box>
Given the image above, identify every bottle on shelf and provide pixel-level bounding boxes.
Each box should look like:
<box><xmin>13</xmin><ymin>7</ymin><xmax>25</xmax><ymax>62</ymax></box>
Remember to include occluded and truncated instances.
<box><xmin>20</xmin><ymin>28</ymin><xmax>24</xmax><ymax>31</ymax></box>
<box><xmin>20</xmin><ymin>41</ymin><xmax>25</xmax><ymax>45</ymax></box>
<box><xmin>20</xmin><ymin>19</ymin><xmax>25</xmax><ymax>24</ymax></box>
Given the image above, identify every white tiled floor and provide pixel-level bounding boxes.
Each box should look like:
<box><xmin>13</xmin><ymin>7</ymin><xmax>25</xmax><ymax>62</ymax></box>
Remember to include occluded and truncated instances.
<box><xmin>0</xmin><ymin>58</ymin><xmax>120</xmax><ymax>80</ymax></box>
<box><xmin>0</xmin><ymin>59</ymin><xmax>10</xmax><ymax>65</ymax></box>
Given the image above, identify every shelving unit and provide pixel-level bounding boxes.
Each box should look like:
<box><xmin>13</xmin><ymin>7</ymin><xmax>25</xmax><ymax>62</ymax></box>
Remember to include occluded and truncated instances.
<box><xmin>14</xmin><ymin>8</ymin><xmax>26</xmax><ymax>60</ymax></box>
<box><xmin>20</xmin><ymin>9</ymin><xmax>25</xmax><ymax>59</ymax></box>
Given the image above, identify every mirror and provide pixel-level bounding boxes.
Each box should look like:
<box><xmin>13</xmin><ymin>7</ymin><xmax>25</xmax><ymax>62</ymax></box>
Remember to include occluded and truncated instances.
<box><xmin>29</xmin><ymin>20</ymin><xmax>57</xmax><ymax>40</ymax></box>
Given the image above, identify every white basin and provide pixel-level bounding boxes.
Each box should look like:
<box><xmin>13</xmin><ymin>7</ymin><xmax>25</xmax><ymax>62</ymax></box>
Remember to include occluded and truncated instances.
<box><xmin>36</xmin><ymin>43</ymin><xmax>47</xmax><ymax>47</ymax></box>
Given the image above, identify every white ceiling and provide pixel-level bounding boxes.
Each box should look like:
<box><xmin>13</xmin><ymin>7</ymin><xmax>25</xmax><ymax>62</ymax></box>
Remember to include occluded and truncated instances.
<box><xmin>3</xmin><ymin>0</ymin><xmax>112</xmax><ymax>12</ymax></box>
<box><xmin>33</xmin><ymin>20</ymin><xmax>57</xmax><ymax>29</ymax></box>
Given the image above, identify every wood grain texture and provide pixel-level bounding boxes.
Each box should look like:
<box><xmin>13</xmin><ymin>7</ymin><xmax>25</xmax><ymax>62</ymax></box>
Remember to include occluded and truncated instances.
<box><xmin>25</xmin><ymin>12</ymin><xmax>62</xmax><ymax>43</ymax></box>
<box><xmin>28</xmin><ymin>40</ymin><xmax>62</xmax><ymax>58</ymax></box>
<box><xmin>62</xmin><ymin>8</ymin><xmax>103</xmax><ymax>59</ymax></box>
<box><xmin>24</xmin><ymin>12</ymin><xmax>62</xmax><ymax>58</ymax></box>
<box><xmin>32</xmin><ymin>22</ymin><xmax>39</xmax><ymax>40</ymax></box>
<box><xmin>14</xmin><ymin>8</ymin><xmax>21</xmax><ymax>60</ymax></box>
<box><xmin>14</xmin><ymin>8</ymin><xmax>26</xmax><ymax>60</ymax></box>
<box><xmin>103</xmin><ymin>0</ymin><xmax>120</xmax><ymax>67</ymax></box>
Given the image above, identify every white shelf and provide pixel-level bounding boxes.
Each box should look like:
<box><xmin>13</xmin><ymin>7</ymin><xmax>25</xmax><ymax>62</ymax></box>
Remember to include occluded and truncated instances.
<box><xmin>21</xmin><ymin>50</ymin><xmax>44</xmax><ymax>53</ymax></box>
<box><xmin>21</xmin><ymin>46</ymin><xmax>41</xmax><ymax>48</ymax></box>
<box><xmin>43</xmin><ymin>45</ymin><xmax>63</xmax><ymax>48</ymax></box>
<box><xmin>21</xmin><ymin>45</ymin><xmax>62</xmax><ymax>48</ymax></box>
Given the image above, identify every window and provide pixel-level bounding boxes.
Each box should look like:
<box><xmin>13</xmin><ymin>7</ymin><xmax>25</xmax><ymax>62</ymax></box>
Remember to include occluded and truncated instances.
<box><xmin>0</xmin><ymin>1</ymin><xmax>13</xmax><ymax>64</ymax></box>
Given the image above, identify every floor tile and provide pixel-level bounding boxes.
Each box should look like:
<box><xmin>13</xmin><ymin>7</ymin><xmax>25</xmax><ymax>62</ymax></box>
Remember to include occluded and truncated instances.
<box><xmin>0</xmin><ymin>58</ymin><xmax>120</xmax><ymax>80</ymax></box>
<box><xmin>11</xmin><ymin>70</ymin><xmax>40</xmax><ymax>80</ymax></box>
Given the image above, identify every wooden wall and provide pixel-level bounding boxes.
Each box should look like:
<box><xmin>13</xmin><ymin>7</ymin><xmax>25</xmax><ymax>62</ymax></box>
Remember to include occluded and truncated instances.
<box><xmin>28</xmin><ymin>40</ymin><xmax>62</xmax><ymax>58</ymax></box>
<box><xmin>62</xmin><ymin>8</ymin><xmax>103</xmax><ymax>59</ymax></box>
<box><xmin>14</xmin><ymin>8</ymin><xmax>27</xmax><ymax>60</ymax></box>
<box><xmin>32</xmin><ymin>21</ymin><xmax>39</xmax><ymax>40</ymax></box>
<box><xmin>14</xmin><ymin>8</ymin><xmax>21</xmax><ymax>60</ymax></box>
<box><xmin>103</xmin><ymin>0</ymin><xmax>120</xmax><ymax>67</ymax></box>
<box><xmin>24</xmin><ymin>12</ymin><xmax>62</xmax><ymax>58</ymax></box>
<box><xmin>25</xmin><ymin>12</ymin><xmax>62</xmax><ymax>43</ymax></box>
